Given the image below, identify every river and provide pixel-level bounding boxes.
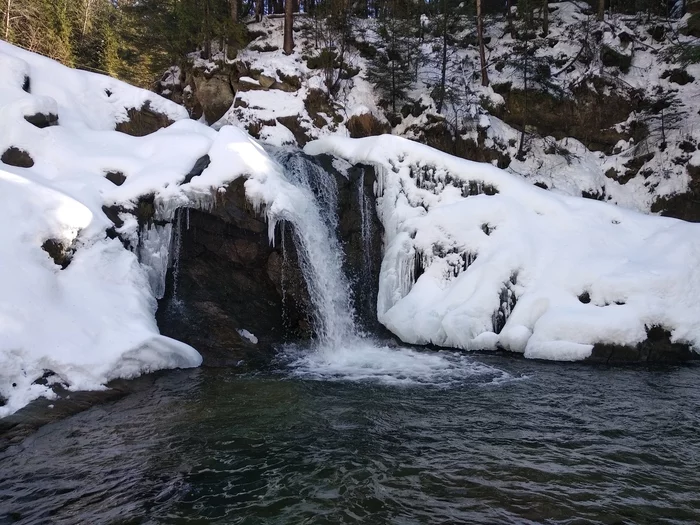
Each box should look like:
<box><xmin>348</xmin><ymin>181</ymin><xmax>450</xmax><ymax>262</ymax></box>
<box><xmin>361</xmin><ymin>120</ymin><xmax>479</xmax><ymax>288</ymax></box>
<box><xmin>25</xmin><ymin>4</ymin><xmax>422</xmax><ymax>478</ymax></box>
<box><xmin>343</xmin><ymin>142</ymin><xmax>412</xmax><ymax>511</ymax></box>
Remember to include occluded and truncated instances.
<box><xmin>2</xmin><ymin>348</ymin><xmax>699</xmax><ymax>524</ymax></box>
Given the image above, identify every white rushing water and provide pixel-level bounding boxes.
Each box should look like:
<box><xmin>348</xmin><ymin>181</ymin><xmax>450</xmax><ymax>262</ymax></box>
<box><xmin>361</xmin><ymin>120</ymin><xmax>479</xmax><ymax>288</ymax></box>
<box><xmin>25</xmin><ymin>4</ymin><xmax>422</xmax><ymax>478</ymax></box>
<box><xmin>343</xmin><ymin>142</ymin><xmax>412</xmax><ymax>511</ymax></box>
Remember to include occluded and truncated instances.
<box><xmin>270</xmin><ymin>150</ymin><xmax>357</xmax><ymax>347</ymax></box>
<box><xmin>271</xmin><ymin>150</ymin><xmax>516</xmax><ymax>386</ymax></box>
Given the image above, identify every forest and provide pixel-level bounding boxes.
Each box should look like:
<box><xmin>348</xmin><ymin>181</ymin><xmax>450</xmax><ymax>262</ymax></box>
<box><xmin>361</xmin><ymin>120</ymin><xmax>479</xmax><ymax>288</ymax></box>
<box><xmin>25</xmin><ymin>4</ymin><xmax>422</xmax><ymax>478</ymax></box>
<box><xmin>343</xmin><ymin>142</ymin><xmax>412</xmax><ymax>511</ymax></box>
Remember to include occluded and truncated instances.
<box><xmin>1</xmin><ymin>0</ymin><xmax>689</xmax><ymax>89</ymax></box>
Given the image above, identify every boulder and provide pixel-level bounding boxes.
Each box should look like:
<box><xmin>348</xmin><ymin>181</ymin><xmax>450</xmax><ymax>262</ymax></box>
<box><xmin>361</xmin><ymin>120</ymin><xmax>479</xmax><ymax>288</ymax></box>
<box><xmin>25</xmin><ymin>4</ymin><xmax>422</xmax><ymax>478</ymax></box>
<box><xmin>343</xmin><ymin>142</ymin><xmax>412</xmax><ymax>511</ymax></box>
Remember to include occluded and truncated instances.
<box><xmin>1</xmin><ymin>146</ymin><xmax>34</xmax><ymax>168</ymax></box>
<box><xmin>24</xmin><ymin>112</ymin><xmax>58</xmax><ymax>128</ymax></box>
<box><xmin>258</xmin><ymin>74</ymin><xmax>276</xmax><ymax>89</ymax></box>
<box><xmin>193</xmin><ymin>74</ymin><xmax>235</xmax><ymax>124</ymax></box>
<box><xmin>115</xmin><ymin>101</ymin><xmax>174</xmax><ymax>136</ymax></box>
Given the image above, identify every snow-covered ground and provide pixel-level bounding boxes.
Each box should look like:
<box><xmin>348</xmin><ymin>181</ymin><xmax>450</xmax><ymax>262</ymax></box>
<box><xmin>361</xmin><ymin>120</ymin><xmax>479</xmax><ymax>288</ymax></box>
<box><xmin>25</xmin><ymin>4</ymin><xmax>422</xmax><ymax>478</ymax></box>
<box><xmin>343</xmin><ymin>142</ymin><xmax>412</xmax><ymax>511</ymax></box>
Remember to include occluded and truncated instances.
<box><xmin>173</xmin><ymin>2</ymin><xmax>700</xmax><ymax>215</ymax></box>
<box><xmin>0</xmin><ymin>41</ymin><xmax>316</xmax><ymax>416</ymax></box>
<box><xmin>307</xmin><ymin>135</ymin><xmax>700</xmax><ymax>360</ymax></box>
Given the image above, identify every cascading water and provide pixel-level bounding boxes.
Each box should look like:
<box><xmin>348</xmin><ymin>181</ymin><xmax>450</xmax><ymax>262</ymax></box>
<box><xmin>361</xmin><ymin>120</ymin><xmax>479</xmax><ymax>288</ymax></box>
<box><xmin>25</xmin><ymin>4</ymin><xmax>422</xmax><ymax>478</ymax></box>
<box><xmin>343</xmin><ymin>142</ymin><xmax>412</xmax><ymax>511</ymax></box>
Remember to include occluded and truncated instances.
<box><xmin>269</xmin><ymin>149</ymin><xmax>512</xmax><ymax>386</ymax></box>
<box><xmin>269</xmin><ymin>149</ymin><xmax>358</xmax><ymax>348</ymax></box>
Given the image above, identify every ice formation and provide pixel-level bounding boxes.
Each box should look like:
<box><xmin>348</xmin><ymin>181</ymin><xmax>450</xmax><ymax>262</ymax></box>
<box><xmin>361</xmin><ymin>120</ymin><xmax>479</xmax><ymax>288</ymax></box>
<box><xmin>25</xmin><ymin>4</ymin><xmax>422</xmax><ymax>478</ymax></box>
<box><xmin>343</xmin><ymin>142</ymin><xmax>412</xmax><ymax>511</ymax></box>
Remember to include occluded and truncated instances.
<box><xmin>306</xmin><ymin>135</ymin><xmax>700</xmax><ymax>361</ymax></box>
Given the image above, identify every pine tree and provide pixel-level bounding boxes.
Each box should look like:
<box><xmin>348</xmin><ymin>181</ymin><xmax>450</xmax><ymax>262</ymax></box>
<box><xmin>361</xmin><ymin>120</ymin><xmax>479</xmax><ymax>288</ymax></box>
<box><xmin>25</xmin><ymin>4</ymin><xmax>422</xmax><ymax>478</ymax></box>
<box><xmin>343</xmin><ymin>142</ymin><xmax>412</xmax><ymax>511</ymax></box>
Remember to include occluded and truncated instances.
<box><xmin>368</xmin><ymin>0</ymin><xmax>420</xmax><ymax>114</ymax></box>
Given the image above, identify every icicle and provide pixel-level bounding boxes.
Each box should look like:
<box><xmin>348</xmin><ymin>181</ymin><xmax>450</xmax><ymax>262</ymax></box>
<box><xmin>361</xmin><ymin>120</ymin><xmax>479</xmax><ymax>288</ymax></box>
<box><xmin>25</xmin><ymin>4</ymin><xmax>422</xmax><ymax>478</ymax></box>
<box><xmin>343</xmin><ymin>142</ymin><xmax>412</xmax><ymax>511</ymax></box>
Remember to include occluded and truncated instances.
<box><xmin>138</xmin><ymin>222</ymin><xmax>173</xmax><ymax>300</ymax></box>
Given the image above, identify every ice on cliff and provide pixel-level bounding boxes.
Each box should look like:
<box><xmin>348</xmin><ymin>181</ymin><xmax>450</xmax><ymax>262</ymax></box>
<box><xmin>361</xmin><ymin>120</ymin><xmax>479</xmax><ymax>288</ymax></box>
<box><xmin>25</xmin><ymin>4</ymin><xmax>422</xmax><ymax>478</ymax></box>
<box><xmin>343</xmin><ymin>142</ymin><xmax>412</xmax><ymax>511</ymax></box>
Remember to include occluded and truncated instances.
<box><xmin>306</xmin><ymin>135</ymin><xmax>700</xmax><ymax>361</ymax></box>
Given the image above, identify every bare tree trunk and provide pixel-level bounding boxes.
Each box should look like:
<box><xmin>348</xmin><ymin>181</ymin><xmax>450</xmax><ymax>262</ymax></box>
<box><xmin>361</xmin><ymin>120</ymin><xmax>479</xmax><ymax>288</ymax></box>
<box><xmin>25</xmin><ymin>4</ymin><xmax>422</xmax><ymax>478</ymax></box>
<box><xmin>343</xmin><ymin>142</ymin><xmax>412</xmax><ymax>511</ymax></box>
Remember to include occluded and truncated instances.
<box><xmin>283</xmin><ymin>0</ymin><xmax>294</xmax><ymax>55</ymax></box>
<box><xmin>476</xmin><ymin>0</ymin><xmax>489</xmax><ymax>87</ymax></box>
<box><xmin>231</xmin><ymin>0</ymin><xmax>239</xmax><ymax>23</ymax></box>
<box><xmin>506</xmin><ymin>0</ymin><xmax>513</xmax><ymax>35</ymax></box>
<box><xmin>437</xmin><ymin>0</ymin><xmax>448</xmax><ymax>113</ymax></box>
<box><xmin>256</xmin><ymin>0</ymin><xmax>263</xmax><ymax>20</ymax></box>
<box><xmin>203</xmin><ymin>0</ymin><xmax>212</xmax><ymax>59</ymax></box>
<box><xmin>4</xmin><ymin>0</ymin><xmax>12</xmax><ymax>41</ymax></box>
<box><xmin>82</xmin><ymin>0</ymin><xmax>94</xmax><ymax>38</ymax></box>
<box><xmin>517</xmin><ymin>40</ymin><xmax>528</xmax><ymax>160</ymax></box>
<box><xmin>542</xmin><ymin>0</ymin><xmax>548</xmax><ymax>34</ymax></box>
<box><xmin>597</xmin><ymin>0</ymin><xmax>605</xmax><ymax>21</ymax></box>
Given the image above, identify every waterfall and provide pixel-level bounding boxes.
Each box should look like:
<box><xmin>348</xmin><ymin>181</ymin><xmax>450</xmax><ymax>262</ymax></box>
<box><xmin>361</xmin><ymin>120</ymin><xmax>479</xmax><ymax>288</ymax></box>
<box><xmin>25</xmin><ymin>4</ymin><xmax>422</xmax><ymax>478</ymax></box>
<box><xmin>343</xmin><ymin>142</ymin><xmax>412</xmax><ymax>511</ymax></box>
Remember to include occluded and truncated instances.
<box><xmin>270</xmin><ymin>150</ymin><xmax>357</xmax><ymax>348</ymax></box>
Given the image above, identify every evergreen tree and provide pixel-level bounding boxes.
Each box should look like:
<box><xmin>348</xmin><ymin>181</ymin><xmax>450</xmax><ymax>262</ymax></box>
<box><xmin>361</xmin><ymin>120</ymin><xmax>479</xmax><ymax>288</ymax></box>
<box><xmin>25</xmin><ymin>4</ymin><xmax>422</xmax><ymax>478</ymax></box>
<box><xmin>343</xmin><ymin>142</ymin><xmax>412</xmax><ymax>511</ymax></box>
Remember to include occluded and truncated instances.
<box><xmin>368</xmin><ymin>0</ymin><xmax>421</xmax><ymax>113</ymax></box>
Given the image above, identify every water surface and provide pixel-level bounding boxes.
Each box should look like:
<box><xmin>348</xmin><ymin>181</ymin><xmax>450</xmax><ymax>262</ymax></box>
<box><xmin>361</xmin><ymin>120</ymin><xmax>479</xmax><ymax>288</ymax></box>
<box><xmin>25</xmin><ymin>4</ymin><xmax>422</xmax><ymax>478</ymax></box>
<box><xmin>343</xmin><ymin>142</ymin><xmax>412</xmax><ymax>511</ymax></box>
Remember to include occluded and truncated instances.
<box><xmin>1</xmin><ymin>348</ymin><xmax>699</xmax><ymax>524</ymax></box>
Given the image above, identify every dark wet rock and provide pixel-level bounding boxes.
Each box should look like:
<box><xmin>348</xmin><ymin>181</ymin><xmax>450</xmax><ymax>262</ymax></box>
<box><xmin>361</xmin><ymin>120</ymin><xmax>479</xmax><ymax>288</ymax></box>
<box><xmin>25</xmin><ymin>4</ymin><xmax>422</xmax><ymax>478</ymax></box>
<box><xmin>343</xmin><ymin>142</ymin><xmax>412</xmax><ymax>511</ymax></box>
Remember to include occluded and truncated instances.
<box><xmin>182</xmin><ymin>155</ymin><xmax>211</xmax><ymax>185</ymax></box>
<box><xmin>601</xmin><ymin>45</ymin><xmax>632</xmax><ymax>73</ymax></box>
<box><xmin>102</xmin><ymin>204</ymin><xmax>125</xmax><ymax>229</ymax></box>
<box><xmin>651</xmin><ymin>164</ymin><xmax>700</xmax><ymax>222</ymax></box>
<box><xmin>115</xmin><ymin>101</ymin><xmax>174</xmax><ymax>137</ymax></box>
<box><xmin>588</xmin><ymin>326</ymin><xmax>699</xmax><ymax>364</ymax></box>
<box><xmin>42</xmin><ymin>239</ymin><xmax>72</xmax><ymax>269</ymax></box>
<box><xmin>157</xmin><ymin>178</ymin><xmax>313</xmax><ymax>366</ymax></box>
<box><xmin>1</xmin><ymin>146</ymin><xmax>34</xmax><ymax>168</ymax></box>
<box><xmin>104</xmin><ymin>170</ymin><xmax>127</xmax><ymax>186</ymax></box>
<box><xmin>661</xmin><ymin>68</ymin><xmax>695</xmax><ymax>86</ymax></box>
<box><xmin>22</xmin><ymin>75</ymin><xmax>30</xmax><ymax>93</ymax></box>
<box><xmin>24</xmin><ymin>112</ymin><xmax>58</xmax><ymax>128</ymax></box>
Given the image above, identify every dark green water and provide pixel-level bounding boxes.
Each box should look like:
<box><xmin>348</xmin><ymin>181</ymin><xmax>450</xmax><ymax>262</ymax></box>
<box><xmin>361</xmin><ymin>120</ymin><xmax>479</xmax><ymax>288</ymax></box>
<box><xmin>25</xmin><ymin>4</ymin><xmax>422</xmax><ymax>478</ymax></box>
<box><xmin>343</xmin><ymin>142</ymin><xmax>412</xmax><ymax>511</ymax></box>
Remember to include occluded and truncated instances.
<box><xmin>1</xmin><ymin>349</ymin><xmax>700</xmax><ymax>524</ymax></box>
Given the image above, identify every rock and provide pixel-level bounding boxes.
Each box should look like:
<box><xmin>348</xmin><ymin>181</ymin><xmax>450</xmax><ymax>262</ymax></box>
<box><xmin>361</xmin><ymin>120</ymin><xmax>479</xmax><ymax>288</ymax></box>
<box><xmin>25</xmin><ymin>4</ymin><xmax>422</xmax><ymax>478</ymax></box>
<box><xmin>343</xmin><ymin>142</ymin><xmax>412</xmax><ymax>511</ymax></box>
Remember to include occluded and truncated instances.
<box><xmin>1</xmin><ymin>146</ymin><xmax>34</xmax><ymax>168</ymax></box>
<box><xmin>104</xmin><ymin>171</ymin><xmax>126</xmax><ymax>186</ymax></box>
<box><xmin>651</xmin><ymin>164</ymin><xmax>700</xmax><ymax>222</ymax></box>
<box><xmin>41</xmin><ymin>239</ymin><xmax>71</xmax><ymax>269</ymax></box>
<box><xmin>601</xmin><ymin>44</ymin><xmax>632</xmax><ymax>73</ymax></box>
<box><xmin>258</xmin><ymin>74</ymin><xmax>276</xmax><ymax>89</ymax></box>
<box><xmin>315</xmin><ymin>155</ymin><xmax>385</xmax><ymax>332</ymax></box>
<box><xmin>115</xmin><ymin>101</ymin><xmax>174</xmax><ymax>136</ymax></box>
<box><xmin>182</xmin><ymin>155</ymin><xmax>211</xmax><ymax>185</ymax></box>
<box><xmin>156</xmin><ymin>178</ymin><xmax>313</xmax><ymax>366</ymax></box>
<box><xmin>193</xmin><ymin>74</ymin><xmax>234</xmax><ymax>124</ymax></box>
<box><xmin>661</xmin><ymin>68</ymin><xmax>695</xmax><ymax>86</ymax></box>
<box><xmin>276</xmin><ymin>70</ymin><xmax>302</xmax><ymax>89</ymax></box>
<box><xmin>276</xmin><ymin>116</ymin><xmax>311</xmax><ymax>146</ymax></box>
<box><xmin>682</xmin><ymin>13</ymin><xmax>700</xmax><ymax>37</ymax></box>
<box><xmin>588</xmin><ymin>326</ymin><xmax>699</xmax><ymax>364</ymax></box>
<box><xmin>346</xmin><ymin>113</ymin><xmax>390</xmax><ymax>138</ymax></box>
<box><xmin>24</xmin><ymin>112</ymin><xmax>58</xmax><ymax>128</ymax></box>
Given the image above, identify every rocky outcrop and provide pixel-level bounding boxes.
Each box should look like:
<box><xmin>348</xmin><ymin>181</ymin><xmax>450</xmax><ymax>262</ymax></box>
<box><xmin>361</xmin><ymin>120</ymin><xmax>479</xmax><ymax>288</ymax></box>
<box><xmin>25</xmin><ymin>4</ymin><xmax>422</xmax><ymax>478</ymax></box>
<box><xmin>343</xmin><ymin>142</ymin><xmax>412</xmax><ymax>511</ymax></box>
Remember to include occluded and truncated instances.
<box><xmin>156</xmin><ymin>154</ymin><xmax>385</xmax><ymax>364</ymax></box>
<box><xmin>651</xmin><ymin>163</ymin><xmax>700</xmax><ymax>222</ymax></box>
<box><xmin>156</xmin><ymin>178</ymin><xmax>312</xmax><ymax>366</ymax></box>
<box><xmin>115</xmin><ymin>101</ymin><xmax>175</xmax><ymax>136</ymax></box>
<box><xmin>159</xmin><ymin>60</ymin><xmax>302</xmax><ymax>125</ymax></box>
<box><xmin>587</xmin><ymin>326</ymin><xmax>699</xmax><ymax>364</ymax></box>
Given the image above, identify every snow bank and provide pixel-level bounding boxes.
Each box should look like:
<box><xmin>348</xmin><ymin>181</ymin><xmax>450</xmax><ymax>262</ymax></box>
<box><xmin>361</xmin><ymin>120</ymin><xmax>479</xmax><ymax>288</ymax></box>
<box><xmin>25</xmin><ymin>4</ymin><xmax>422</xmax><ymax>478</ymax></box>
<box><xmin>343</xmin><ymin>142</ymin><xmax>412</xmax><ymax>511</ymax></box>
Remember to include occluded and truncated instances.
<box><xmin>0</xmin><ymin>43</ymin><xmax>299</xmax><ymax>416</ymax></box>
<box><xmin>306</xmin><ymin>135</ymin><xmax>700</xmax><ymax>361</ymax></box>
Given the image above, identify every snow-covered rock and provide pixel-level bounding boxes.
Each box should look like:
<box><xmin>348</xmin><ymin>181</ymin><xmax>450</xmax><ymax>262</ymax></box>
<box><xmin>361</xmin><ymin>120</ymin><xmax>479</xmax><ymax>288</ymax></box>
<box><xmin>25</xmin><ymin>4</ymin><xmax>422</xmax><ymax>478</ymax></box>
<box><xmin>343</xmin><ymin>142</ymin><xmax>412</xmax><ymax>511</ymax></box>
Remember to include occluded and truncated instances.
<box><xmin>306</xmin><ymin>135</ymin><xmax>700</xmax><ymax>361</ymax></box>
<box><xmin>0</xmin><ymin>42</ymin><xmax>307</xmax><ymax>416</ymax></box>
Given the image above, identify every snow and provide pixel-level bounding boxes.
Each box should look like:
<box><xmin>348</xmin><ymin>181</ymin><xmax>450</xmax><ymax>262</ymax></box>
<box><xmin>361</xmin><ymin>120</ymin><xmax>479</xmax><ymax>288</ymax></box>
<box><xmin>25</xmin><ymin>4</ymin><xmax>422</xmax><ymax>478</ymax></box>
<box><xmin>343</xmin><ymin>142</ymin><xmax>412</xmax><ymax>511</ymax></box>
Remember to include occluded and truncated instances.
<box><xmin>0</xmin><ymin>42</ymin><xmax>304</xmax><ymax>416</ymax></box>
<box><xmin>238</xmin><ymin>329</ymin><xmax>259</xmax><ymax>344</ymax></box>
<box><xmin>306</xmin><ymin>135</ymin><xmax>700</xmax><ymax>360</ymax></box>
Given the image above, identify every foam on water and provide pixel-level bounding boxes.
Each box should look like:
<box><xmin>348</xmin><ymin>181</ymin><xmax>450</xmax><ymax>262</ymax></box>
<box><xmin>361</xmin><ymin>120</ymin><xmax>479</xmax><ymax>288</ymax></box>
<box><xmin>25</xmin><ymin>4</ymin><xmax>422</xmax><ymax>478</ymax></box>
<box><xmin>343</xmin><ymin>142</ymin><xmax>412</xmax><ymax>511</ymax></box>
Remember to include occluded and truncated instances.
<box><xmin>279</xmin><ymin>339</ymin><xmax>517</xmax><ymax>387</ymax></box>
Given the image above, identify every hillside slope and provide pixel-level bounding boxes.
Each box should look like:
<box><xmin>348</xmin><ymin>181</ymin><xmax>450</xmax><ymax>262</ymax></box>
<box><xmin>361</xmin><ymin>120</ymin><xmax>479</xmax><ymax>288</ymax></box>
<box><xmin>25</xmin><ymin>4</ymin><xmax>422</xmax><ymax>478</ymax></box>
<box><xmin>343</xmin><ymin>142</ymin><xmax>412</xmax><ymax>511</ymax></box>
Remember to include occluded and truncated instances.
<box><xmin>162</xmin><ymin>2</ymin><xmax>700</xmax><ymax>220</ymax></box>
